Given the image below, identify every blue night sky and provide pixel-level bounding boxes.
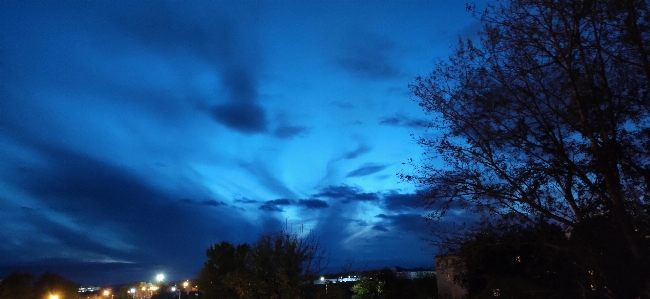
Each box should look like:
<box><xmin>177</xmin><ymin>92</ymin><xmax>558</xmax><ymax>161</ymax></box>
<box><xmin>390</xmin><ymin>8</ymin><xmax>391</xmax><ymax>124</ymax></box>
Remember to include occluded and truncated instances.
<box><xmin>0</xmin><ymin>0</ymin><xmax>481</xmax><ymax>285</ymax></box>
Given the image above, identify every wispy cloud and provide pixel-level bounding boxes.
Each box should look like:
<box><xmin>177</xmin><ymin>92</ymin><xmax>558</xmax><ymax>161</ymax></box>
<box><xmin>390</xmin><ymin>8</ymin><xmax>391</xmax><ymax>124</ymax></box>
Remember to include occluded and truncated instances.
<box><xmin>235</xmin><ymin>198</ymin><xmax>258</xmax><ymax>204</ymax></box>
<box><xmin>180</xmin><ymin>198</ymin><xmax>227</xmax><ymax>207</ymax></box>
<box><xmin>342</xmin><ymin>144</ymin><xmax>372</xmax><ymax>160</ymax></box>
<box><xmin>376</xmin><ymin>213</ymin><xmax>427</xmax><ymax>233</ymax></box>
<box><xmin>260</xmin><ymin>199</ymin><xmax>293</xmax><ymax>212</ymax></box>
<box><xmin>335</xmin><ymin>31</ymin><xmax>402</xmax><ymax>80</ymax></box>
<box><xmin>297</xmin><ymin>199</ymin><xmax>329</xmax><ymax>209</ymax></box>
<box><xmin>379</xmin><ymin>114</ymin><xmax>427</xmax><ymax>128</ymax></box>
<box><xmin>372</xmin><ymin>224</ymin><xmax>389</xmax><ymax>232</ymax></box>
<box><xmin>238</xmin><ymin>161</ymin><xmax>298</xmax><ymax>199</ymax></box>
<box><xmin>346</xmin><ymin>164</ymin><xmax>388</xmax><ymax>178</ymax></box>
<box><xmin>383</xmin><ymin>191</ymin><xmax>423</xmax><ymax>211</ymax></box>
<box><xmin>315</xmin><ymin>185</ymin><xmax>379</xmax><ymax>203</ymax></box>
<box><xmin>273</xmin><ymin>125</ymin><xmax>309</xmax><ymax>139</ymax></box>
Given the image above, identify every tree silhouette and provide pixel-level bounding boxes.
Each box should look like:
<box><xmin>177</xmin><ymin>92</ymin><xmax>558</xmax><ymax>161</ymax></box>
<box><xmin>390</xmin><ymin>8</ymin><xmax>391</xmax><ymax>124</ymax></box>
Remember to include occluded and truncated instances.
<box><xmin>197</xmin><ymin>230</ymin><xmax>327</xmax><ymax>299</ymax></box>
<box><xmin>0</xmin><ymin>271</ymin><xmax>34</xmax><ymax>299</ymax></box>
<box><xmin>32</xmin><ymin>272</ymin><xmax>79</xmax><ymax>299</ymax></box>
<box><xmin>197</xmin><ymin>241</ymin><xmax>250</xmax><ymax>299</ymax></box>
<box><xmin>407</xmin><ymin>0</ymin><xmax>650</xmax><ymax>297</ymax></box>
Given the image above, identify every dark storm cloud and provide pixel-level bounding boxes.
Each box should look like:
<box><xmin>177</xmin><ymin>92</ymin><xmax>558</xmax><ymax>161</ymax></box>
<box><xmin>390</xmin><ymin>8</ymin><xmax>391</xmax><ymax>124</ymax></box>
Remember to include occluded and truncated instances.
<box><xmin>209</xmin><ymin>102</ymin><xmax>268</xmax><ymax>133</ymax></box>
<box><xmin>335</xmin><ymin>32</ymin><xmax>401</xmax><ymax>80</ymax></box>
<box><xmin>13</xmin><ymin>207</ymin><xmax>127</xmax><ymax>260</ymax></box>
<box><xmin>379</xmin><ymin>114</ymin><xmax>427</xmax><ymax>128</ymax></box>
<box><xmin>181</xmin><ymin>198</ymin><xmax>227</xmax><ymax>207</ymax></box>
<box><xmin>273</xmin><ymin>125</ymin><xmax>309</xmax><ymax>139</ymax></box>
<box><xmin>297</xmin><ymin>199</ymin><xmax>329</xmax><ymax>209</ymax></box>
<box><xmin>342</xmin><ymin>144</ymin><xmax>371</xmax><ymax>160</ymax></box>
<box><xmin>372</xmin><ymin>224</ymin><xmax>389</xmax><ymax>232</ymax></box>
<box><xmin>201</xmin><ymin>200</ymin><xmax>227</xmax><ymax>206</ymax></box>
<box><xmin>345</xmin><ymin>164</ymin><xmax>388</xmax><ymax>178</ymax></box>
<box><xmin>376</xmin><ymin>213</ymin><xmax>427</xmax><ymax>234</ymax></box>
<box><xmin>260</xmin><ymin>199</ymin><xmax>293</xmax><ymax>212</ymax></box>
<box><xmin>315</xmin><ymin>185</ymin><xmax>379</xmax><ymax>203</ymax></box>
<box><xmin>109</xmin><ymin>1</ymin><xmax>269</xmax><ymax>135</ymax></box>
<box><xmin>260</xmin><ymin>205</ymin><xmax>283</xmax><ymax>212</ymax></box>
<box><xmin>0</xmin><ymin>143</ymin><xmax>255</xmax><ymax>283</ymax></box>
<box><xmin>14</xmin><ymin>149</ymin><xmax>164</xmax><ymax>213</ymax></box>
<box><xmin>8</xmin><ymin>145</ymin><xmax>215</xmax><ymax>230</ymax></box>
<box><xmin>209</xmin><ymin>68</ymin><xmax>269</xmax><ymax>133</ymax></box>
<box><xmin>383</xmin><ymin>191</ymin><xmax>423</xmax><ymax>211</ymax></box>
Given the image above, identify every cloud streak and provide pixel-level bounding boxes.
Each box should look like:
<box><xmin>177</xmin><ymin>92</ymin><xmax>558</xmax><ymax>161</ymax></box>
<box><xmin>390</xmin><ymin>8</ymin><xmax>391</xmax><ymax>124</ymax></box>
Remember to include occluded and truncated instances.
<box><xmin>379</xmin><ymin>114</ymin><xmax>427</xmax><ymax>128</ymax></box>
<box><xmin>315</xmin><ymin>185</ymin><xmax>380</xmax><ymax>203</ymax></box>
<box><xmin>298</xmin><ymin>199</ymin><xmax>329</xmax><ymax>209</ymax></box>
<box><xmin>346</xmin><ymin>164</ymin><xmax>388</xmax><ymax>178</ymax></box>
<box><xmin>260</xmin><ymin>199</ymin><xmax>293</xmax><ymax>212</ymax></box>
<box><xmin>335</xmin><ymin>31</ymin><xmax>401</xmax><ymax>80</ymax></box>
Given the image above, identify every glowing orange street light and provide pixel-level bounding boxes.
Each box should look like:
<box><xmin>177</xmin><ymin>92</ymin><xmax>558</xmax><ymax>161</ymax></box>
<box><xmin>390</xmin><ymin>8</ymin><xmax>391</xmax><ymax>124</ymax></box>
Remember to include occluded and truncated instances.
<box><xmin>50</xmin><ymin>295</ymin><xmax>59</xmax><ymax>299</ymax></box>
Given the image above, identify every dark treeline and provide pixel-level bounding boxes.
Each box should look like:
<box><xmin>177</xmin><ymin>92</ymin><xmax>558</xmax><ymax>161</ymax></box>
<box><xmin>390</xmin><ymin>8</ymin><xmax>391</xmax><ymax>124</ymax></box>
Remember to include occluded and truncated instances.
<box><xmin>0</xmin><ymin>271</ymin><xmax>78</xmax><ymax>299</ymax></box>
<box><xmin>195</xmin><ymin>231</ymin><xmax>435</xmax><ymax>299</ymax></box>
<box><xmin>349</xmin><ymin>268</ymin><xmax>435</xmax><ymax>299</ymax></box>
<box><xmin>196</xmin><ymin>230</ymin><xmax>328</xmax><ymax>299</ymax></box>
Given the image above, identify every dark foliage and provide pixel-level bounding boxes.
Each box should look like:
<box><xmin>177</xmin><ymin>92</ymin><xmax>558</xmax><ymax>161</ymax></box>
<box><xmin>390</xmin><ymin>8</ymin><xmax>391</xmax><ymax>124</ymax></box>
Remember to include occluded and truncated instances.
<box><xmin>0</xmin><ymin>271</ymin><xmax>78</xmax><ymax>299</ymax></box>
<box><xmin>32</xmin><ymin>272</ymin><xmax>79</xmax><ymax>299</ymax></box>
<box><xmin>451</xmin><ymin>221</ymin><xmax>583</xmax><ymax>298</ymax></box>
<box><xmin>407</xmin><ymin>0</ymin><xmax>650</xmax><ymax>297</ymax></box>
<box><xmin>197</xmin><ymin>231</ymin><xmax>327</xmax><ymax>299</ymax></box>
<box><xmin>351</xmin><ymin>268</ymin><xmax>435</xmax><ymax>299</ymax></box>
<box><xmin>0</xmin><ymin>271</ymin><xmax>34</xmax><ymax>299</ymax></box>
<box><xmin>197</xmin><ymin>241</ymin><xmax>250</xmax><ymax>299</ymax></box>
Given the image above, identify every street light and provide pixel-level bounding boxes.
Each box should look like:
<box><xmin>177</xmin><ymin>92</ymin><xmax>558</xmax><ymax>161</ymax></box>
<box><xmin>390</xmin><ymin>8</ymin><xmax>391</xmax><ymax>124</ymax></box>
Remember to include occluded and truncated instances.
<box><xmin>156</xmin><ymin>274</ymin><xmax>164</xmax><ymax>283</ymax></box>
<box><xmin>50</xmin><ymin>295</ymin><xmax>59</xmax><ymax>299</ymax></box>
